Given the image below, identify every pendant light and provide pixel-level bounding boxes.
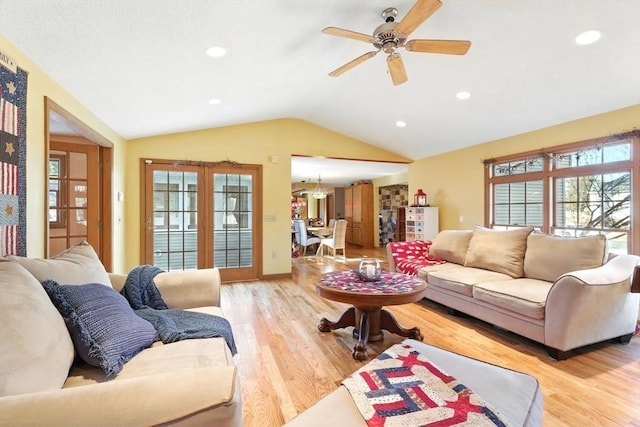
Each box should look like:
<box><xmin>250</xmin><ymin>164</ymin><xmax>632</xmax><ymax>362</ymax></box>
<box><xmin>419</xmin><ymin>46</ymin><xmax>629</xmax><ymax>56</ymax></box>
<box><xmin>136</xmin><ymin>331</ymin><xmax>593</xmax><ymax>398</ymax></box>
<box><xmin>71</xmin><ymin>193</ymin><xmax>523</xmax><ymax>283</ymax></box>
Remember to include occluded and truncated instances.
<box><xmin>312</xmin><ymin>175</ymin><xmax>327</xmax><ymax>199</ymax></box>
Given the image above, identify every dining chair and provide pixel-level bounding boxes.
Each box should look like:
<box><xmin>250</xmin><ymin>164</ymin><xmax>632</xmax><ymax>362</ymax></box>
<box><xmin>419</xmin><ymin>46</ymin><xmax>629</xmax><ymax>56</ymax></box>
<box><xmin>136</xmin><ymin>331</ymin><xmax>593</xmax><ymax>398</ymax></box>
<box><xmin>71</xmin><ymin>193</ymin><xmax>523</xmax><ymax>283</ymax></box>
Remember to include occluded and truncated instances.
<box><xmin>319</xmin><ymin>219</ymin><xmax>347</xmax><ymax>260</ymax></box>
<box><xmin>293</xmin><ymin>219</ymin><xmax>321</xmax><ymax>256</ymax></box>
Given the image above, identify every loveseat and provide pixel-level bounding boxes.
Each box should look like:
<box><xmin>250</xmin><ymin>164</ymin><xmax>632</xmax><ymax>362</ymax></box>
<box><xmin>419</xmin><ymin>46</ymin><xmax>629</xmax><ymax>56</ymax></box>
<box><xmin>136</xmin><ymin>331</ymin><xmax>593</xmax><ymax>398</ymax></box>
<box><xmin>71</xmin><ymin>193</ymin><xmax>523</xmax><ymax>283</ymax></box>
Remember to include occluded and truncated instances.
<box><xmin>0</xmin><ymin>242</ymin><xmax>241</xmax><ymax>426</ymax></box>
<box><xmin>387</xmin><ymin>227</ymin><xmax>640</xmax><ymax>359</ymax></box>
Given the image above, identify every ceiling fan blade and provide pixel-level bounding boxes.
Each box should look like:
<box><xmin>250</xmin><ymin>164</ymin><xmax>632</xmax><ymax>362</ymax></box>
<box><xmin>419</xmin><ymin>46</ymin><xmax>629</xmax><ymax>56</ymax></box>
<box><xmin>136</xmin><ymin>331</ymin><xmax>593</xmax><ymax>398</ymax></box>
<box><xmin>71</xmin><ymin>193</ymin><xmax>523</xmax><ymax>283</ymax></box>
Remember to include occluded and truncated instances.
<box><xmin>387</xmin><ymin>53</ymin><xmax>408</xmax><ymax>86</ymax></box>
<box><xmin>329</xmin><ymin>51</ymin><xmax>378</xmax><ymax>77</ymax></box>
<box><xmin>322</xmin><ymin>27</ymin><xmax>376</xmax><ymax>44</ymax></box>
<box><xmin>395</xmin><ymin>0</ymin><xmax>442</xmax><ymax>38</ymax></box>
<box><xmin>405</xmin><ymin>39</ymin><xmax>471</xmax><ymax>55</ymax></box>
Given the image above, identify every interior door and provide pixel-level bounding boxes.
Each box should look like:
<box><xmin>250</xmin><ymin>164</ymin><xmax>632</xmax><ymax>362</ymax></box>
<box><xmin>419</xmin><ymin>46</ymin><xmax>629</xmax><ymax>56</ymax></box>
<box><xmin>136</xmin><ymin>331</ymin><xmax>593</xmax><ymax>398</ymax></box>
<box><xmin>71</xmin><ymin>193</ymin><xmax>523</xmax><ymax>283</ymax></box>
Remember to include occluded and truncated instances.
<box><xmin>48</xmin><ymin>141</ymin><xmax>100</xmax><ymax>256</ymax></box>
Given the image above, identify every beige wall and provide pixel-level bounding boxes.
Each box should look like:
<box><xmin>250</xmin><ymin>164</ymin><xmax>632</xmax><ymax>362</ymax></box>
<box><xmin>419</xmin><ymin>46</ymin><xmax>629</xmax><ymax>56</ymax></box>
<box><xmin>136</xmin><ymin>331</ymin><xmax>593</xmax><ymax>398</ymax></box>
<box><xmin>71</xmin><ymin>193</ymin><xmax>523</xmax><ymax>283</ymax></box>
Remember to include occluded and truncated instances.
<box><xmin>5</xmin><ymin>35</ymin><xmax>637</xmax><ymax>274</ymax></box>
<box><xmin>125</xmin><ymin>119</ymin><xmax>410</xmax><ymax>274</ymax></box>
<box><xmin>0</xmin><ymin>38</ymin><xmax>127</xmax><ymax>269</ymax></box>
<box><xmin>409</xmin><ymin>105</ymin><xmax>640</xmax><ymax>231</ymax></box>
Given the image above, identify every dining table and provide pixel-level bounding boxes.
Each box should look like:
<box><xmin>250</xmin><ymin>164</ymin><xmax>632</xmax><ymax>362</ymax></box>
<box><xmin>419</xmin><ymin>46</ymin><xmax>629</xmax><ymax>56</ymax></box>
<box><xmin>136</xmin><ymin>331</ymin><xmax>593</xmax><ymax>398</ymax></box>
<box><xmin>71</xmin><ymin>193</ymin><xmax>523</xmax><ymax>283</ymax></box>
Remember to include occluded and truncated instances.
<box><xmin>307</xmin><ymin>226</ymin><xmax>334</xmax><ymax>257</ymax></box>
<box><xmin>307</xmin><ymin>226</ymin><xmax>333</xmax><ymax>238</ymax></box>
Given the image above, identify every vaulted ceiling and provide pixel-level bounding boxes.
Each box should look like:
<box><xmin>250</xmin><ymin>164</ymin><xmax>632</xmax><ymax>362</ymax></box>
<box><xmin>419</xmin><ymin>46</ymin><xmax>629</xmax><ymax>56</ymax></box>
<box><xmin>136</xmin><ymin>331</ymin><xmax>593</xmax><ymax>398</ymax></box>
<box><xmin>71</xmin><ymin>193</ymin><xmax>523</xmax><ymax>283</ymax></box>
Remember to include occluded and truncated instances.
<box><xmin>2</xmin><ymin>0</ymin><xmax>639</xmax><ymax>168</ymax></box>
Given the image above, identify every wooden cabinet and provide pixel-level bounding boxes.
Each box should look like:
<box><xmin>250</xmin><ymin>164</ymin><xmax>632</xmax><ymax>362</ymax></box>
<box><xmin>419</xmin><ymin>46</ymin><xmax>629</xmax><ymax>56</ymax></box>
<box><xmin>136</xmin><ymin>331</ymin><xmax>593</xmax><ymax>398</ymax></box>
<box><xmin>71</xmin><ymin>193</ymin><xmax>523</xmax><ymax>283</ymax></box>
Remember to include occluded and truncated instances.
<box><xmin>344</xmin><ymin>186</ymin><xmax>354</xmax><ymax>243</ymax></box>
<box><xmin>406</xmin><ymin>207</ymin><xmax>439</xmax><ymax>242</ymax></box>
<box><xmin>395</xmin><ymin>207</ymin><xmax>407</xmax><ymax>242</ymax></box>
<box><xmin>344</xmin><ymin>183</ymin><xmax>374</xmax><ymax>248</ymax></box>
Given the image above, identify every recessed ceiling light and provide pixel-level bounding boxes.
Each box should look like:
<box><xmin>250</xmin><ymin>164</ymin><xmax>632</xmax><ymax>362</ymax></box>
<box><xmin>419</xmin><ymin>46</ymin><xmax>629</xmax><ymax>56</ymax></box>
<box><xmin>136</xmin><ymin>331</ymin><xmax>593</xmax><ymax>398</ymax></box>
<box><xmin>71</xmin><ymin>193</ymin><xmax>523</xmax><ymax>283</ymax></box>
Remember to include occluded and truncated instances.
<box><xmin>205</xmin><ymin>46</ymin><xmax>226</xmax><ymax>57</ymax></box>
<box><xmin>208</xmin><ymin>98</ymin><xmax>222</xmax><ymax>105</ymax></box>
<box><xmin>456</xmin><ymin>91</ymin><xmax>471</xmax><ymax>100</ymax></box>
<box><xmin>575</xmin><ymin>30</ymin><xmax>601</xmax><ymax>45</ymax></box>
<box><xmin>396</xmin><ymin>120</ymin><xmax>407</xmax><ymax>128</ymax></box>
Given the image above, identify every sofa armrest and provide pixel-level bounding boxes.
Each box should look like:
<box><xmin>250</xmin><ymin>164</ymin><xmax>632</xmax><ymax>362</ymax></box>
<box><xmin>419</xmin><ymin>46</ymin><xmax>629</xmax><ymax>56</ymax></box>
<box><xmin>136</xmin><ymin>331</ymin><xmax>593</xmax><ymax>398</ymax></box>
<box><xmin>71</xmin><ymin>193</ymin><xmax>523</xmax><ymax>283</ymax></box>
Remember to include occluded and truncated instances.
<box><xmin>154</xmin><ymin>268</ymin><xmax>222</xmax><ymax>309</ymax></box>
<box><xmin>386</xmin><ymin>241</ymin><xmax>430</xmax><ymax>272</ymax></box>
<box><xmin>545</xmin><ymin>254</ymin><xmax>640</xmax><ymax>352</ymax></box>
<box><xmin>109</xmin><ymin>268</ymin><xmax>222</xmax><ymax>309</ymax></box>
<box><xmin>385</xmin><ymin>243</ymin><xmax>398</xmax><ymax>272</ymax></box>
<box><xmin>0</xmin><ymin>366</ymin><xmax>237</xmax><ymax>427</ymax></box>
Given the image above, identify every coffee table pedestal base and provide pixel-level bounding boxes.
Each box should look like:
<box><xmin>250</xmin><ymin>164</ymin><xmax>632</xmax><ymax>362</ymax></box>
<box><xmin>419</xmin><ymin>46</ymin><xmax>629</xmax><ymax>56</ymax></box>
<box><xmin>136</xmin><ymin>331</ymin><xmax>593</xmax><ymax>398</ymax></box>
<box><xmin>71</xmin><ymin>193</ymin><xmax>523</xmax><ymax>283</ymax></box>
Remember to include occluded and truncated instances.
<box><xmin>318</xmin><ymin>306</ymin><xmax>424</xmax><ymax>361</ymax></box>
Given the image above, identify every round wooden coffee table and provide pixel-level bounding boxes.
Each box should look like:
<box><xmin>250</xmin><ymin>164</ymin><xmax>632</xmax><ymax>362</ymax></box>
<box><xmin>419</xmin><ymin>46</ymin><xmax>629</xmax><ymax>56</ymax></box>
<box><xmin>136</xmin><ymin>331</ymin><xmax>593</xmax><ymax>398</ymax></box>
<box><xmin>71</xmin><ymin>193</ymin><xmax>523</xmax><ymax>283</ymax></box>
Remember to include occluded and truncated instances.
<box><xmin>317</xmin><ymin>270</ymin><xmax>427</xmax><ymax>361</ymax></box>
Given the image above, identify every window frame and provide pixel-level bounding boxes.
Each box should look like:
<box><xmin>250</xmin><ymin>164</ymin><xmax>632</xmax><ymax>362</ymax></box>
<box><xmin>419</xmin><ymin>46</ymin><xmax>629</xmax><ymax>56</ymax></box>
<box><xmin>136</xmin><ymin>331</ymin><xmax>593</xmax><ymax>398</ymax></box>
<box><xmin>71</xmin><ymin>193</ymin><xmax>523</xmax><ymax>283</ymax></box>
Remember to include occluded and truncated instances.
<box><xmin>484</xmin><ymin>133</ymin><xmax>640</xmax><ymax>255</ymax></box>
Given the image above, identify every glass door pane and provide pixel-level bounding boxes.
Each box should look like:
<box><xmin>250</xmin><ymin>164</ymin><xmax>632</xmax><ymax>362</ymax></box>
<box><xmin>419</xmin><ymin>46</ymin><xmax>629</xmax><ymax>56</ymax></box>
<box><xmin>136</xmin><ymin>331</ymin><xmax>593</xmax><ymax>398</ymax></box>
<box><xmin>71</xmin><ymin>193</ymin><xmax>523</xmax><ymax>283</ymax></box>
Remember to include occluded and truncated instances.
<box><xmin>212</xmin><ymin>173</ymin><xmax>253</xmax><ymax>269</ymax></box>
<box><xmin>152</xmin><ymin>170</ymin><xmax>199</xmax><ymax>270</ymax></box>
<box><xmin>48</xmin><ymin>142</ymin><xmax>99</xmax><ymax>256</ymax></box>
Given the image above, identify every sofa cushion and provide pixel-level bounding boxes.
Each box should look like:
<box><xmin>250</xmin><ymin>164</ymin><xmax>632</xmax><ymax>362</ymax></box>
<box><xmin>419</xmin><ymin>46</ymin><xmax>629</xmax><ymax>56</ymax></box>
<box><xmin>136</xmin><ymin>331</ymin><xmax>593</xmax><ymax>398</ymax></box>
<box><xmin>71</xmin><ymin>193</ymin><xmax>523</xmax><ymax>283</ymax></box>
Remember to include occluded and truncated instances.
<box><xmin>428</xmin><ymin>267</ymin><xmax>513</xmax><ymax>297</ymax></box>
<box><xmin>41</xmin><ymin>280</ymin><xmax>158</xmax><ymax>377</ymax></box>
<box><xmin>0</xmin><ymin>260</ymin><xmax>74</xmax><ymax>396</ymax></box>
<box><xmin>473</xmin><ymin>278</ymin><xmax>553</xmax><ymax>320</ymax></box>
<box><xmin>65</xmin><ymin>335</ymin><xmax>233</xmax><ymax>386</ymax></box>
<box><xmin>464</xmin><ymin>227</ymin><xmax>534</xmax><ymax>278</ymax></box>
<box><xmin>429</xmin><ymin>230</ymin><xmax>473</xmax><ymax>265</ymax></box>
<box><xmin>524</xmin><ymin>233</ymin><xmax>608</xmax><ymax>282</ymax></box>
<box><xmin>416</xmin><ymin>263</ymin><xmax>464</xmax><ymax>281</ymax></box>
<box><xmin>7</xmin><ymin>241</ymin><xmax>111</xmax><ymax>287</ymax></box>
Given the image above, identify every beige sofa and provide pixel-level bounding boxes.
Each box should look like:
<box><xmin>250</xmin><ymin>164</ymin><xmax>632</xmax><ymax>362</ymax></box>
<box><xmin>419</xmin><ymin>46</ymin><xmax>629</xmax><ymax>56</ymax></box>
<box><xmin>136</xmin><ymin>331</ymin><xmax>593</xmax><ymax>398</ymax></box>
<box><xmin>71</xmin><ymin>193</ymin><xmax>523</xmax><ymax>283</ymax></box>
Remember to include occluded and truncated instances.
<box><xmin>0</xmin><ymin>242</ymin><xmax>241</xmax><ymax>427</ymax></box>
<box><xmin>387</xmin><ymin>227</ymin><xmax>640</xmax><ymax>359</ymax></box>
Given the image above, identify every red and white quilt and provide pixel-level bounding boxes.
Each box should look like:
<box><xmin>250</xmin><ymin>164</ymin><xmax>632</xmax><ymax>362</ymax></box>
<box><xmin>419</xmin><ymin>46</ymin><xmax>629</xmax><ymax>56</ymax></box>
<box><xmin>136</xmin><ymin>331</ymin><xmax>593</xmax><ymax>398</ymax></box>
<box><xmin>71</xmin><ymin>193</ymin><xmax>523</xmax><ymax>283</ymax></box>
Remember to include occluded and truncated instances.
<box><xmin>342</xmin><ymin>343</ymin><xmax>509</xmax><ymax>426</ymax></box>
<box><xmin>389</xmin><ymin>241</ymin><xmax>445</xmax><ymax>276</ymax></box>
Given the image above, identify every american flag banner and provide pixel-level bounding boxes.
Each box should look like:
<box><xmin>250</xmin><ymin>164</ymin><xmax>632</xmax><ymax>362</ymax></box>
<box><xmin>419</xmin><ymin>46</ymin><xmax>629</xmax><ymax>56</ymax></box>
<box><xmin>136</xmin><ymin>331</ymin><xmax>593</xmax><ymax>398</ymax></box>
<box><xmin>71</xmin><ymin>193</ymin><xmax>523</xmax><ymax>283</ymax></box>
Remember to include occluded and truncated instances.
<box><xmin>0</xmin><ymin>59</ymin><xmax>27</xmax><ymax>256</ymax></box>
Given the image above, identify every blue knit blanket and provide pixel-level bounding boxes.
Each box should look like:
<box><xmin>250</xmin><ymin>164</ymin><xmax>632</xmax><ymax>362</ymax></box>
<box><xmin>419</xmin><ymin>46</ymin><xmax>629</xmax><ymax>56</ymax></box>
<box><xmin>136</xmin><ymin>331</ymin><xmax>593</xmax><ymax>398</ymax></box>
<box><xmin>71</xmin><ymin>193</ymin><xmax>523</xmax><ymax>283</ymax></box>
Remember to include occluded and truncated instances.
<box><xmin>121</xmin><ymin>265</ymin><xmax>237</xmax><ymax>355</ymax></box>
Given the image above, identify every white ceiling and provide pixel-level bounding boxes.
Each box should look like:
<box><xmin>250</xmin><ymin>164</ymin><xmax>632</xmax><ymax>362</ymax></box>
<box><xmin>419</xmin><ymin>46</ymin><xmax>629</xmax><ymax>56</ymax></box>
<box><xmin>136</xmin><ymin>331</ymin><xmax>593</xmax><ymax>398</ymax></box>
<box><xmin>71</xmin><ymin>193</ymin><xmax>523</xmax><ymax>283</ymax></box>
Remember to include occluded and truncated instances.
<box><xmin>291</xmin><ymin>157</ymin><xmax>408</xmax><ymax>187</ymax></box>
<box><xmin>2</xmin><ymin>0</ymin><xmax>639</xmax><ymax>184</ymax></box>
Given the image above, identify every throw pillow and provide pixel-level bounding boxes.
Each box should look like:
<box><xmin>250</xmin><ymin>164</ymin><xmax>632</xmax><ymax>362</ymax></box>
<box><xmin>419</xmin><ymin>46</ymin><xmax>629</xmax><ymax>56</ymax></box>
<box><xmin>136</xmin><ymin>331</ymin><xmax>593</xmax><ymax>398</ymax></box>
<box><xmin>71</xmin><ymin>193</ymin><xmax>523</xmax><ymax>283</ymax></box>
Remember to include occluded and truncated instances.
<box><xmin>7</xmin><ymin>241</ymin><xmax>111</xmax><ymax>287</ymax></box>
<box><xmin>524</xmin><ymin>233</ymin><xmax>608</xmax><ymax>282</ymax></box>
<box><xmin>464</xmin><ymin>226</ymin><xmax>534</xmax><ymax>278</ymax></box>
<box><xmin>0</xmin><ymin>260</ymin><xmax>74</xmax><ymax>396</ymax></box>
<box><xmin>429</xmin><ymin>230</ymin><xmax>474</xmax><ymax>265</ymax></box>
<box><xmin>41</xmin><ymin>280</ymin><xmax>158</xmax><ymax>377</ymax></box>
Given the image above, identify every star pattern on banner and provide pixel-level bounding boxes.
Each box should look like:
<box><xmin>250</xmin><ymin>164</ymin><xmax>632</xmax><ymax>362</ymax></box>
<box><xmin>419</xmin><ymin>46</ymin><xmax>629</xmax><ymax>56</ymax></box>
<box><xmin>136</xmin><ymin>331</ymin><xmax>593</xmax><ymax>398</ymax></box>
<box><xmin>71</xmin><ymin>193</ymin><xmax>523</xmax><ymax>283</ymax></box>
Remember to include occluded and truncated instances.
<box><xmin>5</xmin><ymin>142</ymin><xmax>15</xmax><ymax>156</ymax></box>
<box><xmin>0</xmin><ymin>64</ymin><xmax>28</xmax><ymax>257</ymax></box>
<box><xmin>6</xmin><ymin>81</ymin><xmax>17</xmax><ymax>95</ymax></box>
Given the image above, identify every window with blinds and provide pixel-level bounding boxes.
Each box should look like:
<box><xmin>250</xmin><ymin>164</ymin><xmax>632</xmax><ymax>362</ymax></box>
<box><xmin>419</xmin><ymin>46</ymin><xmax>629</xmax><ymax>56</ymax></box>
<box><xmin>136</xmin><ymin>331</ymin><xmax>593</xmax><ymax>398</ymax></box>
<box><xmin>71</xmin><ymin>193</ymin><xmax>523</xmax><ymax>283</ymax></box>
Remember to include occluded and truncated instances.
<box><xmin>485</xmin><ymin>135</ymin><xmax>638</xmax><ymax>254</ymax></box>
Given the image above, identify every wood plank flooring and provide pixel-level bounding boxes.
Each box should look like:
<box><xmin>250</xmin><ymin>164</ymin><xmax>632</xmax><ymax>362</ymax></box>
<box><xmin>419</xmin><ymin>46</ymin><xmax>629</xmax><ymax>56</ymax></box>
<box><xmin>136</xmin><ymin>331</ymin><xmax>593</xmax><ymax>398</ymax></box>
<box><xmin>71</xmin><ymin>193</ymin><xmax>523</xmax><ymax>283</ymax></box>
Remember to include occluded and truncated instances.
<box><xmin>220</xmin><ymin>245</ymin><xmax>640</xmax><ymax>427</ymax></box>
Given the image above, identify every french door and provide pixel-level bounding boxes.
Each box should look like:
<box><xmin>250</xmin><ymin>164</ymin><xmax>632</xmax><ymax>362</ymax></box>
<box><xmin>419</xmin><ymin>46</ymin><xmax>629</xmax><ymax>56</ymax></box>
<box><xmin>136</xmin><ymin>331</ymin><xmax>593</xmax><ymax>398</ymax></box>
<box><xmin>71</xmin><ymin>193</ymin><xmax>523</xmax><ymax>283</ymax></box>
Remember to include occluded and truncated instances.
<box><xmin>141</xmin><ymin>159</ymin><xmax>262</xmax><ymax>282</ymax></box>
<box><xmin>48</xmin><ymin>141</ymin><xmax>100</xmax><ymax>257</ymax></box>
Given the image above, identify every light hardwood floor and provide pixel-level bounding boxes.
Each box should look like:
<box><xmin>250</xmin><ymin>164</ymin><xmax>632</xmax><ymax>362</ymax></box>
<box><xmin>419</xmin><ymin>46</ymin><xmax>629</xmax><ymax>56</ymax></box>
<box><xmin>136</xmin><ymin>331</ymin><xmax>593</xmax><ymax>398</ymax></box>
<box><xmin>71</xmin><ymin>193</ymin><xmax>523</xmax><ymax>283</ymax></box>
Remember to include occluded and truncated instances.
<box><xmin>220</xmin><ymin>245</ymin><xmax>640</xmax><ymax>427</ymax></box>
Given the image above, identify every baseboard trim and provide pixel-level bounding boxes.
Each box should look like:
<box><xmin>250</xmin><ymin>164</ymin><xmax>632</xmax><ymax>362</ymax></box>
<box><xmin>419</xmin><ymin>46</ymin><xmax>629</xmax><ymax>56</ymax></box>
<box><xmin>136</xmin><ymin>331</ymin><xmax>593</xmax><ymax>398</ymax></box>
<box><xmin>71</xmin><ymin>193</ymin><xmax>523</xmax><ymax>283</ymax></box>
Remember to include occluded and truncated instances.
<box><xmin>261</xmin><ymin>272</ymin><xmax>293</xmax><ymax>280</ymax></box>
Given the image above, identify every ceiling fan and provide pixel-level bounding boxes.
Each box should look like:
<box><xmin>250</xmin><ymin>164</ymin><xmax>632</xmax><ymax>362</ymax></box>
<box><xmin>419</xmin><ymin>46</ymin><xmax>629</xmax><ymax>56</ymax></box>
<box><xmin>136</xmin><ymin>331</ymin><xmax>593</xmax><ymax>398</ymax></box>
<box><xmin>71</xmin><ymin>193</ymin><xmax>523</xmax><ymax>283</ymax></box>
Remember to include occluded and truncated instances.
<box><xmin>322</xmin><ymin>0</ymin><xmax>471</xmax><ymax>85</ymax></box>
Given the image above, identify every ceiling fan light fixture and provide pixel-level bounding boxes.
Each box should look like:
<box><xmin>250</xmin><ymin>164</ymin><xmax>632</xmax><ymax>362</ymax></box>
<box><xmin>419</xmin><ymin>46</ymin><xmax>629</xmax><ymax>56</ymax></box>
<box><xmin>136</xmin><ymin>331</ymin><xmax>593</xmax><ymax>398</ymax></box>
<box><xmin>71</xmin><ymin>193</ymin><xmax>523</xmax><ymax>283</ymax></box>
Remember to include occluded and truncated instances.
<box><xmin>322</xmin><ymin>0</ymin><xmax>471</xmax><ymax>86</ymax></box>
<box><xmin>575</xmin><ymin>30</ymin><xmax>601</xmax><ymax>45</ymax></box>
